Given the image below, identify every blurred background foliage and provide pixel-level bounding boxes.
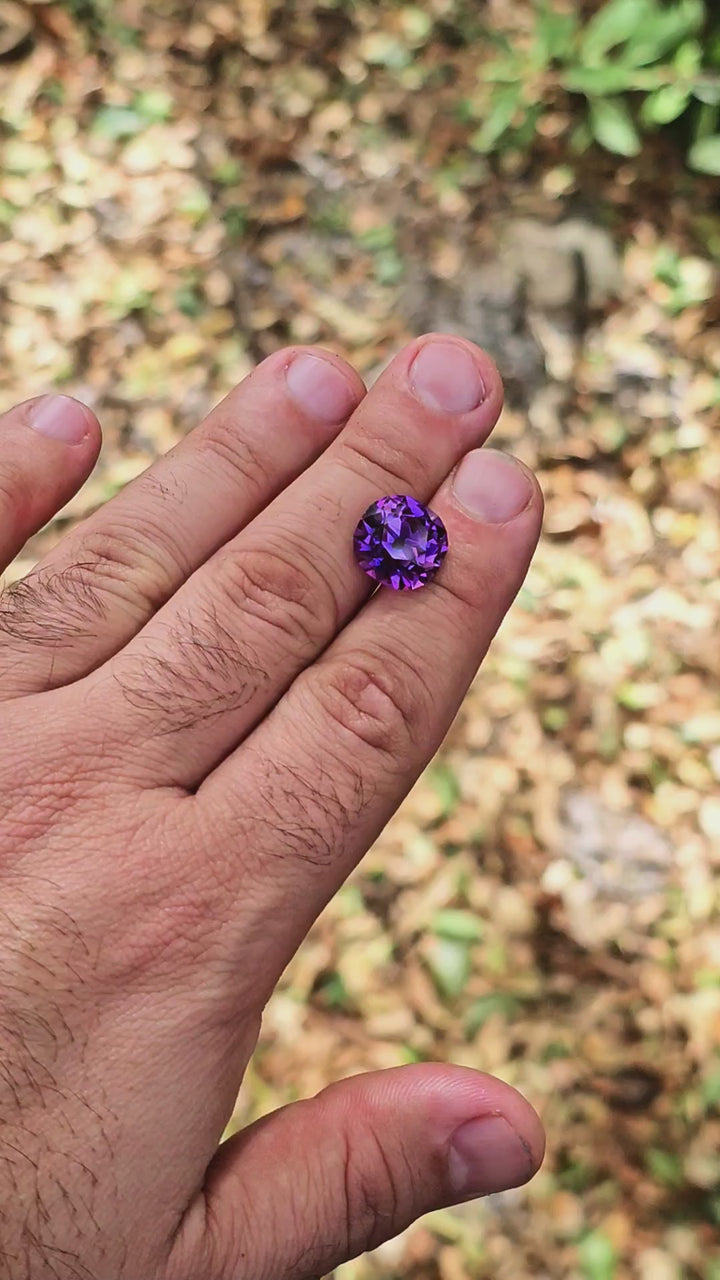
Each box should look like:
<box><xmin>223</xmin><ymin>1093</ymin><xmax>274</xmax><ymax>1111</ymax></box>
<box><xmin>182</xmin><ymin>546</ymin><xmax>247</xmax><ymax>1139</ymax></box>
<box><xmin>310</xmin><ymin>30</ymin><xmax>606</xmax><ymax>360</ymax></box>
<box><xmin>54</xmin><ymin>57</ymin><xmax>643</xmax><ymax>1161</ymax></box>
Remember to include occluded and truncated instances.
<box><xmin>0</xmin><ymin>1</ymin><xmax>719</xmax><ymax>1277</ymax></box>
<box><xmin>466</xmin><ymin>0</ymin><xmax>720</xmax><ymax>170</ymax></box>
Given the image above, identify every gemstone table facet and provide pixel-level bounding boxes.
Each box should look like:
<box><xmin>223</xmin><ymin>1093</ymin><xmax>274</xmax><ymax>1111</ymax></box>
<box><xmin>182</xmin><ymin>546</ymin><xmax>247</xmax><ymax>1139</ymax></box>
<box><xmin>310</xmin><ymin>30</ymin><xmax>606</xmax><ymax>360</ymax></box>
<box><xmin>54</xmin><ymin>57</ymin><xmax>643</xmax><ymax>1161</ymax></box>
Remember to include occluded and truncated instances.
<box><xmin>353</xmin><ymin>495</ymin><xmax>449</xmax><ymax>591</ymax></box>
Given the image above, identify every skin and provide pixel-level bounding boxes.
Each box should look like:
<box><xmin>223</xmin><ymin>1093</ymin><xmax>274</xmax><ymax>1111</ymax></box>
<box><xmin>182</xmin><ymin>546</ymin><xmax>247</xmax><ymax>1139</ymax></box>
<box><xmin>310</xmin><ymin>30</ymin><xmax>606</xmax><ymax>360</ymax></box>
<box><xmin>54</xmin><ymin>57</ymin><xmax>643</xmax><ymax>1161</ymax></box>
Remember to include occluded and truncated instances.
<box><xmin>0</xmin><ymin>334</ymin><xmax>544</xmax><ymax>1280</ymax></box>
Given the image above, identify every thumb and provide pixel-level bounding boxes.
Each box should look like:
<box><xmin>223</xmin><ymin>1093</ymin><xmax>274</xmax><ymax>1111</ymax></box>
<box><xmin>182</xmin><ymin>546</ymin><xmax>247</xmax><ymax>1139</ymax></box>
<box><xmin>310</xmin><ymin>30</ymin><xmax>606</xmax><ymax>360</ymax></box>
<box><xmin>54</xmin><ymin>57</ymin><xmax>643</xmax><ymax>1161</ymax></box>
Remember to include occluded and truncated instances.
<box><xmin>0</xmin><ymin>394</ymin><xmax>100</xmax><ymax>571</ymax></box>
<box><xmin>176</xmin><ymin>1064</ymin><xmax>544</xmax><ymax>1280</ymax></box>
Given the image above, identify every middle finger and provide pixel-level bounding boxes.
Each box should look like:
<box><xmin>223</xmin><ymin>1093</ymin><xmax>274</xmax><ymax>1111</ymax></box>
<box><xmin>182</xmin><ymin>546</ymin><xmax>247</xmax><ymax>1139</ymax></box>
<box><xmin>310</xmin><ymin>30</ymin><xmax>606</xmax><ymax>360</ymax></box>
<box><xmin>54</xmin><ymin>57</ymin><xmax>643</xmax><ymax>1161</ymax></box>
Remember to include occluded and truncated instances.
<box><xmin>90</xmin><ymin>335</ymin><xmax>503</xmax><ymax>786</ymax></box>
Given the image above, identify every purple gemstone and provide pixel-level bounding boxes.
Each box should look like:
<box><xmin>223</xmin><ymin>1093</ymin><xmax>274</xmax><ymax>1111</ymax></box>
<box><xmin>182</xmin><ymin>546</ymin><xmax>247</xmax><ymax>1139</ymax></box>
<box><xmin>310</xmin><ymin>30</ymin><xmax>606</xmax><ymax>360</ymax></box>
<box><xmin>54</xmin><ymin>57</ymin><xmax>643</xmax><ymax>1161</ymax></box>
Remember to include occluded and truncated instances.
<box><xmin>353</xmin><ymin>494</ymin><xmax>449</xmax><ymax>591</ymax></box>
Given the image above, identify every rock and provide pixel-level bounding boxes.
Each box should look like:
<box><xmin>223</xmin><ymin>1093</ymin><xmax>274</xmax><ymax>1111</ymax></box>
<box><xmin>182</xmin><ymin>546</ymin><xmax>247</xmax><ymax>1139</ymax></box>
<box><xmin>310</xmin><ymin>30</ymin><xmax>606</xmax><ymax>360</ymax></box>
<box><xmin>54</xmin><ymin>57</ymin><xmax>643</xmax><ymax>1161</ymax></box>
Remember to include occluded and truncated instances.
<box><xmin>559</xmin><ymin>789</ymin><xmax>673</xmax><ymax>900</ymax></box>
<box><xmin>400</xmin><ymin>256</ymin><xmax>546</xmax><ymax>404</ymax></box>
<box><xmin>504</xmin><ymin>217</ymin><xmax>623</xmax><ymax>312</ymax></box>
<box><xmin>399</xmin><ymin>216</ymin><xmax>621</xmax><ymax>411</ymax></box>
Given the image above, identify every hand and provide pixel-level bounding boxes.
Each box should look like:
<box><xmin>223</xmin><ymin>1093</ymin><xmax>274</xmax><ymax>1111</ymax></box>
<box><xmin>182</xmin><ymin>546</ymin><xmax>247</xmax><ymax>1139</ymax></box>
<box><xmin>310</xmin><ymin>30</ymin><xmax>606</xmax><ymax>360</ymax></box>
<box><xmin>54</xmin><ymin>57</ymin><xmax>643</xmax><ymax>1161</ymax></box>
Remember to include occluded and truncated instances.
<box><xmin>0</xmin><ymin>335</ymin><xmax>544</xmax><ymax>1280</ymax></box>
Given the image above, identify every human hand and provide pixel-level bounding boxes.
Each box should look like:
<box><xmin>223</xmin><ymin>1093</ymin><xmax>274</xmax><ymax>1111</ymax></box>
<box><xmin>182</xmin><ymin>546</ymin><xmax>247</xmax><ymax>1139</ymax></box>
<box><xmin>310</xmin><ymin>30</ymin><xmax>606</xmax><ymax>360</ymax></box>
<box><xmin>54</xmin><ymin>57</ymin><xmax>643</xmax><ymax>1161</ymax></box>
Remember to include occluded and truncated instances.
<box><xmin>0</xmin><ymin>335</ymin><xmax>544</xmax><ymax>1280</ymax></box>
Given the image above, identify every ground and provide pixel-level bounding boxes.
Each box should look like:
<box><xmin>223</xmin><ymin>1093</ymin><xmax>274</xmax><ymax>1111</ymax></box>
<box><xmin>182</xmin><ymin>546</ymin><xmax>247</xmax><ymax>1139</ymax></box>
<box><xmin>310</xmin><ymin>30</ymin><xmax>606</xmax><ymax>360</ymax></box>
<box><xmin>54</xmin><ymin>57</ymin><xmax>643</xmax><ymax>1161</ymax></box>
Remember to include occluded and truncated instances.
<box><xmin>0</xmin><ymin>2</ymin><xmax>719</xmax><ymax>1277</ymax></box>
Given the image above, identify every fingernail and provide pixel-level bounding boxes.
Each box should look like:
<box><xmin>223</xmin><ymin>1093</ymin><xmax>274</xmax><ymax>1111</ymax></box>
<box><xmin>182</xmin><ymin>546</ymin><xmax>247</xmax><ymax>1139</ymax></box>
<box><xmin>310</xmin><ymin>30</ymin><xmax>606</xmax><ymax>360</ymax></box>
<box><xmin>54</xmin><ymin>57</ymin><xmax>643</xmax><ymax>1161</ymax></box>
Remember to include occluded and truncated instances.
<box><xmin>449</xmin><ymin>1116</ymin><xmax>533</xmax><ymax>1196</ymax></box>
<box><xmin>286</xmin><ymin>353</ymin><xmax>359</xmax><ymax>424</ymax></box>
<box><xmin>410</xmin><ymin>340</ymin><xmax>485</xmax><ymax>414</ymax></box>
<box><xmin>453</xmin><ymin>449</ymin><xmax>532</xmax><ymax>522</ymax></box>
<box><xmin>30</xmin><ymin>395</ymin><xmax>91</xmax><ymax>445</ymax></box>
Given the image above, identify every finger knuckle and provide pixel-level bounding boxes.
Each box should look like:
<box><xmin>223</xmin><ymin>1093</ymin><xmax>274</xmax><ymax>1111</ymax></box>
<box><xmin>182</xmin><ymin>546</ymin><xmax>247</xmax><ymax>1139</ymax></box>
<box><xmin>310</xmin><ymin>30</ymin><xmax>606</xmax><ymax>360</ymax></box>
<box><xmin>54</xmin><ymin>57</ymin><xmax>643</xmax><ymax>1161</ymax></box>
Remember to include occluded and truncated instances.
<box><xmin>0</xmin><ymin>460</ymin><xmax>34</xmax><ymax>524</ymax></box>
<box><xmin>214</xmin><ymin>540</ymin><xmax>337</xmax><ymax>654</ymax></box>
<box><xmin>341</xmin><ymin>423</ymin><xmax>433</xmax><ymax>496</ymax></box>
<box><xmin>75</xmin><ymin>517</ymin><xmax>188</xmax><ymax>619</ymax></box>
<box><xmin>313</xmin><ymin>649</ymin><xmax>426</xmax><ymax>761</ymax></box>
<box><xmin>195</xmin><ymin>418</ymin><xmax>273</xmax><ymax>496</ymax></box>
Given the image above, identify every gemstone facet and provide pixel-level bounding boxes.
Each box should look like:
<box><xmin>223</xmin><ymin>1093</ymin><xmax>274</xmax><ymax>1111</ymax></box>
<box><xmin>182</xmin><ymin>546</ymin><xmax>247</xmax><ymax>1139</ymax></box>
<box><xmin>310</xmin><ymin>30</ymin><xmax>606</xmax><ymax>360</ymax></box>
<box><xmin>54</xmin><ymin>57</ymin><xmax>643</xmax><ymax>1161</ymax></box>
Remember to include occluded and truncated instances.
<box><xmin>353</xmin><ymin>494</ymin><xmax>449</xmax><ymax>591</ymax></box>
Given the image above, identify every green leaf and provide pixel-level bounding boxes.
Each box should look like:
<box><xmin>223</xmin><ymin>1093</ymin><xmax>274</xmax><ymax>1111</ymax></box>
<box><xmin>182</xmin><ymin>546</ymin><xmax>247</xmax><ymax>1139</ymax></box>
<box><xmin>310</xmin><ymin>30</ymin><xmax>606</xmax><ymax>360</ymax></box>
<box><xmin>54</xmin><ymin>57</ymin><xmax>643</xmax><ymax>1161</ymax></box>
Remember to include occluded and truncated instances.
<box><xmin>374</xmin><ymin>247</ymin><xmax>404</xmax><ymax>286</ymax></box>
<box><xmin>316</xmin><ymin>972</ymin><xmax>351</xmax><ymax>1010</ymax></box>
<box><xmin>361</xmin><ymin>32</ymin><xmax>411</xmax><ymax>69</ymax></box>
<box><xmin>621</xmin><ymin>0</ymin><xmax>704</xmax><ymax>67</ymax></box>
<box><xmin>470</xmin><ymin>83</ymin><xmax>522</xmax><ymax>151</ymax></box>
<box><xmin>92</xmin><ymin>104</ymin><xmax>146</xmax><ymax>140</ymax></box>
<box><xmin>646</xmin><ymin>1147</ymin><xmax>684</xmax><ymax>1187</ymax></box>
<box><xmin>133</xmin><ymin>88</ymin><xmax>173</xmax><ymax>122</ymax></box>
<box><xmin>674</xmin><ymin>38</ymin><xmax>702</xmax><ymax>77</ymax></box>
<box><xmin>616</xmin><ymin>680</ymin><xmax>661</xmax><ymax>709</ymax></box>
<box><xmin>431</xmin><ymin>909</ymin><xmax>484</xmax><ymax>943</ymax></box>
<box><xmin>482</xmin><ymin>56</ymin><xmax>524</xmax><ymax>84</ymax></box>
<box><xmin>426</xmin><ymin>762</ymin><xmax>460</xmax><ymax>817</ymax></box>
<box><xmin>541</xmin><ymin>1040</ymin><xmax>572</xmax><ymax>1062</ymax></box>
<box><xmin>424</xmin><ymin>938</ymin><xmax>471</xmax><ymax>1000</ymax></box>
<box><xmin>465</xmin><ymin>993</ymin><xmax>521</xmax><ymax>1036</ymax></box>
<box><xmin>693</xmin><ymin>969</ymin><xmax>720</xmax><ymax>990</ymax></box>
<box><xmin>542</xmin><ymin>705</ymin><xmax>569</xmax><ymax>731</ymax></box>
<box><xmin>692</xmin><ymin>77</ymin><xmax>720</xmax><ymax>107</ymax></box>
<box><xmin>223</xmin><ymin>205</ymin><xmax>249</xmax><ymax>239</ymax></box>
<box><xmin>688</xmin><ymin>134</ymin><xmax>720</xmax><ymax>174</ymax></box>
<box><xmin>534</xmin><ymin>3</ymin><xmax>579</xmax><ymax>62</ymax></box>
<box><xmin>641</xmin><ymin>84</ymin><xmax>691</xmax><ymax>126</ymax></box>
<box><xmin>356</xmin><ymin>223</ymin><xmax>396</xmax><ymax>250</ymax></box>
<box><xmin>579</xmin><ymin>1230</ymin><xmax>617</xmax><ymax>1280</ymax></box>
<box><xmin>563</xmin><ymin>64</ymin><xmax>645</xmax><ymax>95</ymax></box>
<box><xmin>558</xmin><ymin>1158</ymin><xmax>595</xmax><ymax>1192</ymax></box>
<box><xmin>570</xmin><ymin>119</ymin><xmax>593</xmax><ymax>153</ymax></box>
<box><xmin>212</xmin><ymin>157</ymin><xmax>244</xmax><ymax>185</ymax></box>
<box><xmin>512</xmin><ymin>102</ymin><xmax>543</xmax><ymax>149</ymax></box>
<box><xmin>694</xmin><ymin>101</ymin><xmax>720</xmax><ymax>141</ymax></box>
<box><xmin>580</xmin><ymin>0</ymin><xmax>652</xmax><ymax>65</ymax></box>
<box><xmin>701</xmin><ymin>1069</ymin><xmax>720</xmax><ymax>1111</ymax></box>
<box><xmin>710</xmin><ymin>32</ymin><xmax>720</xmax><ymax>70</ymax></box>
<box><xmin>3</xmin><ymin>141</ymin><xmax>52</xmax><ymax>175</ymax></box>
<box><xmin>39</xmin><ymin>78</ymin><xmax>65</xmax><ymax>106</ymax></box>
<box><xmin>707</xmin><ymin>1192</ymin><xmax>720</xmax><ymax>1227</ymax></box>
<box><xmin>588</xmin><ymin>97</ymin><xmax>641</xmax><ymax>156</ymax></box>
<box><xmin>399</xmin><ymin>6</ymin><xmax>433</xmax><ymax>44</ymax></box>
<box><xmin>178</xmin><ymin>186</ymin><xmax>211</xmax><ymax>223</ymax></box>
<box><xmin>175</xmin><ymin>281</ymin><xmax>204</xmax><ymax>318</ymax></box>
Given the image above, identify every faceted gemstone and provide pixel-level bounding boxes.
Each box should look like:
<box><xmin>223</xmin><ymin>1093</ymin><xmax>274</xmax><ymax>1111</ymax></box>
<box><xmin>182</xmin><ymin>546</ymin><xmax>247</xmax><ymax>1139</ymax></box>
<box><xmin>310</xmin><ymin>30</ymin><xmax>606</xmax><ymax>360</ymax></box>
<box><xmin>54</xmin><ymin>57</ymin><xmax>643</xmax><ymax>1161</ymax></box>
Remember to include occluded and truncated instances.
<box><xmin>353</xmin><ymin>494</ymin><xmax>449</xmax><ymax>591</ymax></box>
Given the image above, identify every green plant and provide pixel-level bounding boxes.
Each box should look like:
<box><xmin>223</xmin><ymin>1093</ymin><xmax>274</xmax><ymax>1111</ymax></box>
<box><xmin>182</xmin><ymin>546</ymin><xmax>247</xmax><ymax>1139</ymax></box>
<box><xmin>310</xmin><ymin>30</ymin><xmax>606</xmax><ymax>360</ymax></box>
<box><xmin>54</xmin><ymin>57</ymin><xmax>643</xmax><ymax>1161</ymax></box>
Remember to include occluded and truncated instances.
<box><xmin>578</xmin><ymin>1230</ymin><xmax>617</xmax><ymax>1280</ymax></box>
<box><xmin>174</xmin><ymin>275</ymin><xmax>205</xmax><ymax>319</ymax></box>
<box><xmin>470</xmin><ymin>0</ymin><xmax>720</xmax><ymax>172</ymax></box>
<box><xmin>91</xmin><ymin>91</ymin><xmax>174</xmax><ymax>141</ymax></box>
<box><xmin>59</xmin><ymin>0</ymin><xmax>139</xmax><ymax>44</ymax></box>
<box><xmin>645</xmin><ymin>1146</ymin><xmax>685</xmax><ymax>1187</ymax></box>
<box><xmin>653</xmin><ymin>245</ymin><xmax>716</xmax><ymax>311</ymax></box>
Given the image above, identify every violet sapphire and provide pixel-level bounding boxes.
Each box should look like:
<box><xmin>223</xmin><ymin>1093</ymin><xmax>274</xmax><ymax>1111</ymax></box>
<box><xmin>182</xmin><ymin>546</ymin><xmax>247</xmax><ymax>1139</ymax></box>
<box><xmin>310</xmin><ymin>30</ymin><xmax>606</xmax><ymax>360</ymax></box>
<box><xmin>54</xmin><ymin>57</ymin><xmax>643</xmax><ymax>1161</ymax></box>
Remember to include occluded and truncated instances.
<box><xmin>353</xmin><ymin>495</ymin><xmax>449</xmax><ymax>591</ymax></box>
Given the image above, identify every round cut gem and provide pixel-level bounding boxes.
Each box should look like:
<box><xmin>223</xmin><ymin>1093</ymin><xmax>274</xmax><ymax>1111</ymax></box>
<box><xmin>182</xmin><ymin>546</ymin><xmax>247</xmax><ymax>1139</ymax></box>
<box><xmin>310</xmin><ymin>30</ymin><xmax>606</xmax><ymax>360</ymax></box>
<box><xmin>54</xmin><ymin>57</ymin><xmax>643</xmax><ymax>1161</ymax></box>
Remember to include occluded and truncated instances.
<box><xmin>353</xmin><ymin>494</ymin><xmax>449</xmax><ymax>591</ymax></box>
